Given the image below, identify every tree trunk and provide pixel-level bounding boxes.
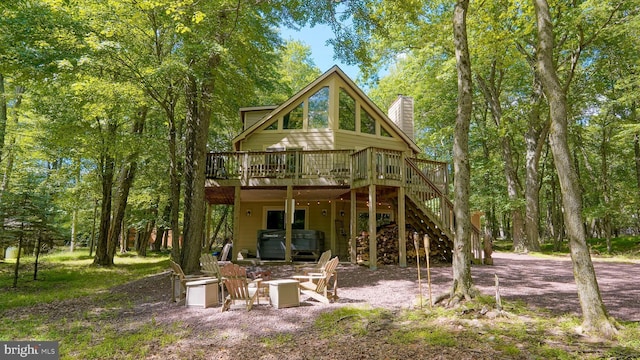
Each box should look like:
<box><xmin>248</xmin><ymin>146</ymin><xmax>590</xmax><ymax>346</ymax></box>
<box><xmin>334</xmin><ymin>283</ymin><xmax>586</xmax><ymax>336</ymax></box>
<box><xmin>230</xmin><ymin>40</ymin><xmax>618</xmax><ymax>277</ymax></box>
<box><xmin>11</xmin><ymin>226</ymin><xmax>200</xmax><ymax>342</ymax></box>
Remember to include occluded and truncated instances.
<box><xmin>548</xmin><ymin>173</ymin><xmax>564</xmax><ymax>251</ymax></box>
<box><xmin>476</xmin><ymin>73</ymin><xmax>526</xmax><ymax>251</ymax></box>
<box><xmin>13</xmin><ymin>220</ymin><xmax>24</xmax><ymax>288</ymax></box>
<box><xmin>70</xmin><ymin>209</ymin><xmax>77</xmax><ymax>252</ymax></box>
<box><xmin>0</xmin><ymin>73</ymin><xmax>6</xmax><ymax>161</ymax></box>
<box><xmin>524</xmin><ymin>76</ymin><xmax>548</xmax><ymax>252</ymax></box>
<box><xmin>533</xmin><ymin>0</ymin><xmax>617</xmax><ymax>338</ymax></box>
<box><xmin>205</xmin><ymin>205</ymin><xmax>230</xmax><ymax>251</ymax></box>
<box><xmin>168</xmin><ymin>106</ymin><xmax>182</xmax><ymax>261</ymax></box>
<box><xmin>632</xmin><ymin>103</ymin><xmax>640</xmax><ymax>232</ymax></box>
<box><xmin>600</xmin><ymin>124</ymin><xmax>612</xmax><ymax>252</ymax></box>
<box><xmin>94</xmin><ymin>118</ymin><xmax>118</xmax><ymax>266</ymax></box>
<box><xmin>34</xmin><ymin>232</ymin><xmax>42</xmax><ymax>281</ymax></box>
<box><xmin>181</xmin><ymin>69</ymin><xmax>213</xmax><ymax>274</ymax></box>
<box><xmin>120</xmin><ymin>220</ymin><xmax>128</xmax><ymax>253</ymax></box>
<box><xmin>107</xmin><ymin>108</ymin><xmax>147</xmax><ymax>260</ymax></box>
<box><xmin>138</xmin><ymin>220</ymin><xmax>153</xmax><ymax>257</ymax></box>
<box><xmin>153</xmin><ymin>227</ymin><xmax>164</xmax><ymax>251</ymax></box>
<box><xmin>93</xmin><ymin>150</ymin><xmax>115</xmax><ymax>266</ymax></box>
<box><xmin>449</xmin><ymin>0</ymin><xmax>475</xmax><ymax>302</ymax></box>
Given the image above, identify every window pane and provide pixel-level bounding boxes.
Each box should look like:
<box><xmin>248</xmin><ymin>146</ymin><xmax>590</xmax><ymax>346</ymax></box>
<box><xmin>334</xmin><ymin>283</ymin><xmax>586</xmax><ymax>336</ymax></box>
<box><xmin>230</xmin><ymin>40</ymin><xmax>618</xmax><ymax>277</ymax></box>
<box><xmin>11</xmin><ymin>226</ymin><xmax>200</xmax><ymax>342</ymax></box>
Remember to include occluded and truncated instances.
<box><xmin>265</xmin><ymin>121</ymin><xmax>278</xmax><ymax>130</ymax></box>
<box><xmin>380</xmin><ymin>125</ymin><xmax>392</xmax><ymax>137</ymax></box>
<box><xmin>267</xmin><ymin>210</ymin><xmax>285</xmax><ymax>230</ymax></box>
<box><xmin>361</xmin><ymin>108</ymin><xmax>376</xmax><ymax>134</ymax></box>
<box><xmin>339</xmin><ymin>88</ymin><xmax>355</xmax><ymax>131</ymax></box>
<box><xmin>266</xmin><ymin>209</ymin><xmax>305</xmax><ymax>230</ymax></box>
<box><xmin>283</xmin><ymin>102</ymin><xmax>304</xmax><ymax>129</ymax></box>
<box><xmin>293</xmin><ymin>210</ymin><xmax>305</xmax><ymax>229</ymax></box>
<box><xmin>308</xmin><ymin>87</ymin><xmax>329</xmax><ymax>129</ymax></box>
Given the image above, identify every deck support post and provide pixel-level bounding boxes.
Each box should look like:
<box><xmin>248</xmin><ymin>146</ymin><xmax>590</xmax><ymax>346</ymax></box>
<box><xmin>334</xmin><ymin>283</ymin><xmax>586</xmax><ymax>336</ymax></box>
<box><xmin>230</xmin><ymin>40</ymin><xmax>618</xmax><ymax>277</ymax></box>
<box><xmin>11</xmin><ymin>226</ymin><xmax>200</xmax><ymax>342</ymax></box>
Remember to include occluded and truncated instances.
<box><xmin>330</xmin><ymin>200</ymin><xmax>337</xmax><ymax>255</ymax></box>
<box><xmin>350</xmin><ymin>189</ymin><xmax>357</xmax><ymax>264</ymax></box>
<box><xmin>399</xmin><ymin>153</ymin><xmax>407</xmax><ymax>267</ymax></box>
<box><xmin>398</xmin><ymin>185</ymin><xmax>407</xmax><ymax>267</ymax></box>
<box><xmin>369</xmin><ymin>183</ymin><xmax>377</xmax><ymax>270</ymax></box>
<box><xmin>285</xmin><ymin>185</ymin><xmax>293</xmax><ymax>262</ymax></box>
<box><xmin>232</xmin><ymin>186</ymin><xmax>241</xmax><ymax>261</ymax></box>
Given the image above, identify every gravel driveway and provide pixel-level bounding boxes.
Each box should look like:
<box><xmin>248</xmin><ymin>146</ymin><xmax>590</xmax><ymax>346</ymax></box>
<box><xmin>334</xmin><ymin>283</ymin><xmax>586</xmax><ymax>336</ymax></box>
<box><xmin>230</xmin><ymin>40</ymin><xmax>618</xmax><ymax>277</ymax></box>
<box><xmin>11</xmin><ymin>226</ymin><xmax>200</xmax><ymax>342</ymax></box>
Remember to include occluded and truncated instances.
<box><xmin>150</xmin><ymin>252</ymin><xmax>638</xmax><ymax>340</ymax></box>
<box><xmin>288</xmin><ymin>251</ymin><xmax>640</xmax><ymax>321</ymax></box>
<box><xmin>138</xmin><ymin>251</ymin><xmax>639</xmax><ymax>359</ymax></box>
<box><xmin>10</xmin><ymin>251</ymin><xmax>636</xmax><ymax>359</ymax></box>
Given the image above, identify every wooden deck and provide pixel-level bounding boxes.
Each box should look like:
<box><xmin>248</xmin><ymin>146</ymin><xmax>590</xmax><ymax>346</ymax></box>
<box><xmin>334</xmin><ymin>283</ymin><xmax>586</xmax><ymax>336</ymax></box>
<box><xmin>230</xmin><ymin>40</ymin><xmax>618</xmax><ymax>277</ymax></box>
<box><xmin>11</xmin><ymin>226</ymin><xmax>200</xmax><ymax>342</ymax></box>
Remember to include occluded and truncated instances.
<box><xmin>205</xmin><ymin>147</ymin><xmax>482</xmax><ymax>260</ymax></box>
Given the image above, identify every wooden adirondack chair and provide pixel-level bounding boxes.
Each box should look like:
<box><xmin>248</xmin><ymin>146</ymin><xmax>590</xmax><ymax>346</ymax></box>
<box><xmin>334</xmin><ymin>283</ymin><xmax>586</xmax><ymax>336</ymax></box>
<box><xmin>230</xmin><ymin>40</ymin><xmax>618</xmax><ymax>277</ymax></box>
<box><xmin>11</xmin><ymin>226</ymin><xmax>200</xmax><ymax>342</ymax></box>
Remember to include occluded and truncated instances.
<box><xmin>294</xmin><ymin>249</ymin><xmax>331</xmax><ymax>275</ymax></box>
<box><xmin>293</xmin><ymin>256</ymin><xmax>339</xmax><ymax>304</ymax></box>
<box><xmin>219</xmin><ymin>263</ymin><xmax>261</xmax><ymax>312</ymax></box>
<box><xmin>169</xmin><ymin>260</ymin><xmax>213</xmax><ymax>302</ymax></box>
<box><xmin>200</xmin><ymin>253</ymin><xmax>226</xmax><ymax>300</ymax></box>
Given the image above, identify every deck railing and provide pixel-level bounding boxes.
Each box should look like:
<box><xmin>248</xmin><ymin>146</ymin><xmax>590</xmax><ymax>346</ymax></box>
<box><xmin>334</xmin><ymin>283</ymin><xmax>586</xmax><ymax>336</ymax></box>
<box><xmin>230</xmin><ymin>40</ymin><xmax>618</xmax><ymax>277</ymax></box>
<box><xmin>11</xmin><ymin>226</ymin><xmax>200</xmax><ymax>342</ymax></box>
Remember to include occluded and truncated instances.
<box><xmin>206</xmin><ymin>150</ymin><xmax>353</xmax><ymax>181</ymax></box>
<box><xmin>404</xmin><ymin>158</ymin><xmax>482</xmax><ymax>259</ymax></box>
<box><xmin>405</xmin><ymin>159</ymin><xmax>453</xmax><ymax>233</ymax></box>
<box><xmin>207</xmin><ymin>148</ymin><xmax>448</xmax><ymax>189</ymax></box>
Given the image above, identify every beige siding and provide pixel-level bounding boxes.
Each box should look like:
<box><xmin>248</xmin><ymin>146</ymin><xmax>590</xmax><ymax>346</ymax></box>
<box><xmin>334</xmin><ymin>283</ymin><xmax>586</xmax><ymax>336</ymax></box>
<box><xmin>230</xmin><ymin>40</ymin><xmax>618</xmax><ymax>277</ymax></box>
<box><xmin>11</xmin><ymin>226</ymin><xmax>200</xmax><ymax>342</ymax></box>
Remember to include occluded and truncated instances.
<box><xmin>236</xmin><ymin>202</ymin><xmax>266</xmax><ymax>255</ymax></box>
<box><xmin>334</xmin><ymin>131</ymin><xmax>411</xmax><ymax>153</ymax></box>
<box><xmin>243</xmin><ymin>110</ymin><xmax>272</xmax><ymax>130</ymax></box>
<box><xmin>241</xmin><ymin>129</ymin><xmax>336</xmax><ymax>151</ymax></box>
<box><xmin>388</xmin><ymin>96</ymin><xmax>415</xmax><ymax>140</ymax></box>
<box><xmin>236</xmin><ymin>201</ymin><xmax>336</xmax><ymax>255</ymax></box>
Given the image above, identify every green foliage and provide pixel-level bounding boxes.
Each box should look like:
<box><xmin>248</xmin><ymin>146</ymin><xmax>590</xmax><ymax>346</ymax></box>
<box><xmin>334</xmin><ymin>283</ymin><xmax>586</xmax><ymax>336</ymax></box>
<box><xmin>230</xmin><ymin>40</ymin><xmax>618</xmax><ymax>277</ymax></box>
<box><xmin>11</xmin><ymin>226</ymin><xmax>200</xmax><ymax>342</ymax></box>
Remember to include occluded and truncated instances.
<box><xmin>259</xmin><ymin>333</ymin><xmax>294</xmax><ymax>348</ymax></box>
<box><xmin>314</xmin><ymin>306</ymin><xmax>390</xmax><ymax>337</ymax></box>
<box><xmin>0</xmin><ymin>0</ymin><xmax>334</xmax><ymax>257</ymax></box>
<box><xmin>0</xmin><ymin>249</ymin><xmax>169</xmax><ymax>309</ymax></box>
<box><xmin>388</xmin><ymin>326</ymin><xmax>458</xmax><ymax>346</ymax></box>
<box><xmin>536</xmin><ymin>236</ymin><xmax>640</xmax><ymax>258</ymax></box>
<box><xmin>587</xmin><ymin>236</ymin><xmax>640</xmax><ymax>257</ymax></box>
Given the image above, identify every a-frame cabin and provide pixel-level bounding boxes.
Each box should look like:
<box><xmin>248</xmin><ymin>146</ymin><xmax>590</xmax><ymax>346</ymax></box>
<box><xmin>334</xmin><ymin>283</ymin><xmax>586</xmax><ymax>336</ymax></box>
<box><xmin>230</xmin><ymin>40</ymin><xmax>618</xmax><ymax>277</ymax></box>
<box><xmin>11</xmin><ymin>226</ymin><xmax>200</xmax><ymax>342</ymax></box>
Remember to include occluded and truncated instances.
<box><xmin>205</xmin><ymin>66</ymin><xmax>481</xmax><ymax>269</ymax></box>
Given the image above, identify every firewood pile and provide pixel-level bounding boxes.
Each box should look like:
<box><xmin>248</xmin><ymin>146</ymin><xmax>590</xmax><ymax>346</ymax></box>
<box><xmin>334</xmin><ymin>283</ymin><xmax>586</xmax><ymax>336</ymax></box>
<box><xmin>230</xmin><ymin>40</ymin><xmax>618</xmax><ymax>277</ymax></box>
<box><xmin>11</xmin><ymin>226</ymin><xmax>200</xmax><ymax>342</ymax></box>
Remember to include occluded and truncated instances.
<box><xmin>356</xmin><ymin>223</ymin><xmax>453</xmax><ymax>266</ymax></box>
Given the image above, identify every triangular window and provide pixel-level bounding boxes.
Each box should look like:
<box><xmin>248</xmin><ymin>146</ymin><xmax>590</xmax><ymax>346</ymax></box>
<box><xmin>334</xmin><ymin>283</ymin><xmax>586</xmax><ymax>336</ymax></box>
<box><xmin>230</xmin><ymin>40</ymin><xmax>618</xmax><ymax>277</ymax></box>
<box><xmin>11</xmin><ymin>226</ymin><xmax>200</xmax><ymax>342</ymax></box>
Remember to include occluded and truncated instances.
<box><xmin>339</xmin><ymin>88</ymin><xmax>356</xmax><ymax>131</ymax></box>
<box><xmin>283</xmin><ymin>102</ymin><xmax>304</xmax><ymax>129</ymax></box>
<box><xmin>361</xmin><ymin>108</ymin><xmax>376</xmax><ymax>135</ymax></box>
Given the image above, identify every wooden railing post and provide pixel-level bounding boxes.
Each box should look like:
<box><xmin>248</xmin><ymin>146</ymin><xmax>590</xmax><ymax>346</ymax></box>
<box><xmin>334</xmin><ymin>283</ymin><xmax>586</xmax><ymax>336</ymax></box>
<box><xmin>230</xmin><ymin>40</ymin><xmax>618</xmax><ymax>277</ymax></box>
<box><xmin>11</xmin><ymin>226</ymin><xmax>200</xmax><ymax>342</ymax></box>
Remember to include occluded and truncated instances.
<box><xmin>242</xmin><ymin>152</ymin><xmax>248</xmax><ymax>182</ymax></box>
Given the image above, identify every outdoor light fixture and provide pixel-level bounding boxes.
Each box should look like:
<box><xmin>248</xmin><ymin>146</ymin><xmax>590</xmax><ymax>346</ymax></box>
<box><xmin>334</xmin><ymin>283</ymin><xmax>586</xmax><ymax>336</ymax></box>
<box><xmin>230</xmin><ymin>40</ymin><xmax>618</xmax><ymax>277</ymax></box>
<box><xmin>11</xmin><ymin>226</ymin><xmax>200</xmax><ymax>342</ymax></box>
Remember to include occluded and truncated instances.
<box><xmin>246</xmin><ymin>210</ymin><xmax>251</xmax><ymax>217</ymax></box>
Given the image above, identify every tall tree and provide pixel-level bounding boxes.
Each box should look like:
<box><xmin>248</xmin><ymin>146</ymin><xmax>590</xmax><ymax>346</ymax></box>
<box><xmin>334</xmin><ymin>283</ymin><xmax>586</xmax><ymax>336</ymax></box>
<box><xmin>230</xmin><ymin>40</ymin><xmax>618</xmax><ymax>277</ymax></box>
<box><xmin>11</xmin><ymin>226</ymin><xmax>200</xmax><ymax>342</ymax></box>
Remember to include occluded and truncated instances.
<box><xmin>448</xmin><ymin>0</ymin><xmax>476</xmax><ymax>302</ymax></box>
<box><xmin>532</xmin><ymin>0</ymin><xmax>618</xmax><ymax>338</ymax></box>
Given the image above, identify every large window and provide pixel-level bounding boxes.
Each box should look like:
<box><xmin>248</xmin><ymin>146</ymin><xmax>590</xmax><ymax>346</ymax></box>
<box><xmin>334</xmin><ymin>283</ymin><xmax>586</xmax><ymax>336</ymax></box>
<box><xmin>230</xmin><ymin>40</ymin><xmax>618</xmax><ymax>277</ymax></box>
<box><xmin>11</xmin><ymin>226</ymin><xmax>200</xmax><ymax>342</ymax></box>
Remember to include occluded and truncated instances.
<box><xmin>266</xmin><ymin>209</ymin><xmax>306</xmax><ymax>230</ymax></box>
<box><xmin>361</xmin><ymin>107</ymin><xmax>376</xmax><ymax>135</ymax></box>
<box><xmin>339</xmin><ymin>88</ymin><xmax>356</xmax><ymax>131</ymax></box>
<box><xmin>283</xmin><ymin>102</ymin><xmax>304</xmax><ymax>129</ymax></box>
<box><xmin>308</xmin><ymin>87</ymin><xmax>329</xmax><ymax>129</ymax></box>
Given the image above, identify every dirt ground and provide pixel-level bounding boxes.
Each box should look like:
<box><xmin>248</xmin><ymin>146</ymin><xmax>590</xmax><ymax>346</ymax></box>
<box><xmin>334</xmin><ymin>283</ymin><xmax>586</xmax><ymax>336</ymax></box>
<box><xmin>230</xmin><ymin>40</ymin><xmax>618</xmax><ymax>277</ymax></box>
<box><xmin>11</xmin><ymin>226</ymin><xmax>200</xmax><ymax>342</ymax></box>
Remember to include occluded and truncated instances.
<box><xmin>7</xmin><ymin>252</ymin><xmax>640</xmax><ymax>359</ymax></box>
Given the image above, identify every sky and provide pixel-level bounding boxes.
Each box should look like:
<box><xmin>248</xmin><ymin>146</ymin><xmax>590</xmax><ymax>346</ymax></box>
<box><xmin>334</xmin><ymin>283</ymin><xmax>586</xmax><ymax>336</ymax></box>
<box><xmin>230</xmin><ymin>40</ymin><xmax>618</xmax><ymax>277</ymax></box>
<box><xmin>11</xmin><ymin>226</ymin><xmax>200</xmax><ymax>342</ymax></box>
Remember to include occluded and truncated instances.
<box><xmin>279</xmin><ymin>24</ymin><xmax>362</xmax><ymax>82</ymax></box>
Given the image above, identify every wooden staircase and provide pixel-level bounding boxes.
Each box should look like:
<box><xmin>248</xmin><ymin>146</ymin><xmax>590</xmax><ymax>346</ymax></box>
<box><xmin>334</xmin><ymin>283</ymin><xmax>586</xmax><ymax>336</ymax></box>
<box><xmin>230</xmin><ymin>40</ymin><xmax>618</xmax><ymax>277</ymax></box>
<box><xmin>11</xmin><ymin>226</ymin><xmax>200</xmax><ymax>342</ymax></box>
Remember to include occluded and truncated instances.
<box><xmin>402</xmin><ymin>158</ymin><xmax>483</xmax><ymax>261</ymax></box>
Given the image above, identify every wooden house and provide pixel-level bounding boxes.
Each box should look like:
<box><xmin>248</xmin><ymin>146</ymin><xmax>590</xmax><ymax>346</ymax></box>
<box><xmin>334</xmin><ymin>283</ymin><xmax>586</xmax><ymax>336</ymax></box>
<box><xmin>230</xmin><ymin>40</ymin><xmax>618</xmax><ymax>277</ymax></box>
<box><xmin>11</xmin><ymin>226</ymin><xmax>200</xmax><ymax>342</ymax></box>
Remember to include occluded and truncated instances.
<box><xmin>205</xmin><ymin>66</ymin><xmax>481</xmax><ymax>269</ymax></box>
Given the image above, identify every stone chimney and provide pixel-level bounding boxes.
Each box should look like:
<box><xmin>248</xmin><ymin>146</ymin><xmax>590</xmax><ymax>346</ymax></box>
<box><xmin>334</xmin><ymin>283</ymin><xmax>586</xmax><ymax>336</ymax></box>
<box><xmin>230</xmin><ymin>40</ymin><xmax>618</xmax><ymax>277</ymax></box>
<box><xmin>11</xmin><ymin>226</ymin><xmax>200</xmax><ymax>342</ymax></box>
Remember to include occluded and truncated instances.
<box><xmin>387</xmin><ymin>95</ymin><xmax>414</xmax><ymax>141</ymax></box>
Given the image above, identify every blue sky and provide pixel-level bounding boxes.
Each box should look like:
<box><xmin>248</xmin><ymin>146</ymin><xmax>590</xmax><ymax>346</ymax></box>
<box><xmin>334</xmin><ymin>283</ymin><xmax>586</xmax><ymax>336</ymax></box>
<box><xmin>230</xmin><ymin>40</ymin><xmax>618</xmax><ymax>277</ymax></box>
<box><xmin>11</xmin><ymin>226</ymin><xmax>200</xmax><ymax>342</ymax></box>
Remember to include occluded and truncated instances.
<box><xmin>279</xmin><ymin>24</ymin><xmax>361</xmax><ymax>81</ymax></box>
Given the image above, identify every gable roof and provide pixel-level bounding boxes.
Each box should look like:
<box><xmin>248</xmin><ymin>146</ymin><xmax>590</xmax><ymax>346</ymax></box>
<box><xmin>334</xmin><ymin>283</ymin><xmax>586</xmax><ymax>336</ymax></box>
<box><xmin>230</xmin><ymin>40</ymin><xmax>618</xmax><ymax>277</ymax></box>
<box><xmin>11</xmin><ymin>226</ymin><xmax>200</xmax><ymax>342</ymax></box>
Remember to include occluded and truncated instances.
<box><xmin>232</xmin><ymin>65</ymin><xmax>421</xmax><ymax>154</ymax></box>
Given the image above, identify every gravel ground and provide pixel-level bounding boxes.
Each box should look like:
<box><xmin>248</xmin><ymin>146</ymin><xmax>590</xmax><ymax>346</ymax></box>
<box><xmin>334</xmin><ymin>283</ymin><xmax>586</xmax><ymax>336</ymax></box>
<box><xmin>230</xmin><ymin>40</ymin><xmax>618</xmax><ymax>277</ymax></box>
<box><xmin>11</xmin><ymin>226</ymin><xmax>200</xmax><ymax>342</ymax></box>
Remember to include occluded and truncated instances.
<box><xmin>6</xmin><ymin>252</ymin><xmax>640</xmax><ymax>359</ymax></box>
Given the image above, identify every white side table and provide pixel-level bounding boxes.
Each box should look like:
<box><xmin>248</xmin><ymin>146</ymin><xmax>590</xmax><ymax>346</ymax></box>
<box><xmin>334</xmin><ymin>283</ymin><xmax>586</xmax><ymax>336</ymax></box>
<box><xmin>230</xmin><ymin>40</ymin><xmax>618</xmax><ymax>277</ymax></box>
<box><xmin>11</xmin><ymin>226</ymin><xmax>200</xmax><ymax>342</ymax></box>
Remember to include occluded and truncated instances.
<box><xmin>185</xmin><ymin>278</ymin><xmax>219</xmax><ymax>308</ymax></box>
<box><xmin>268</xmin><ymin>279</ymin><xmax>300</xmax><ymax>309</ymax></box>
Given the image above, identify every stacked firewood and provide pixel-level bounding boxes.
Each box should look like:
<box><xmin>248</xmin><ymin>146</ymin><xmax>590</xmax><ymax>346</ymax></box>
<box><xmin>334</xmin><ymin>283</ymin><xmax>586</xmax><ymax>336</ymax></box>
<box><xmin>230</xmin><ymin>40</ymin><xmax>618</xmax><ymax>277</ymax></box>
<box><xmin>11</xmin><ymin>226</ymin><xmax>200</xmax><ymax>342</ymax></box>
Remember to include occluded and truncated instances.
<box><xmin>355</xmin><ymin>224</ymin><xmax>453</xmax><ymax>266</ymax></box>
